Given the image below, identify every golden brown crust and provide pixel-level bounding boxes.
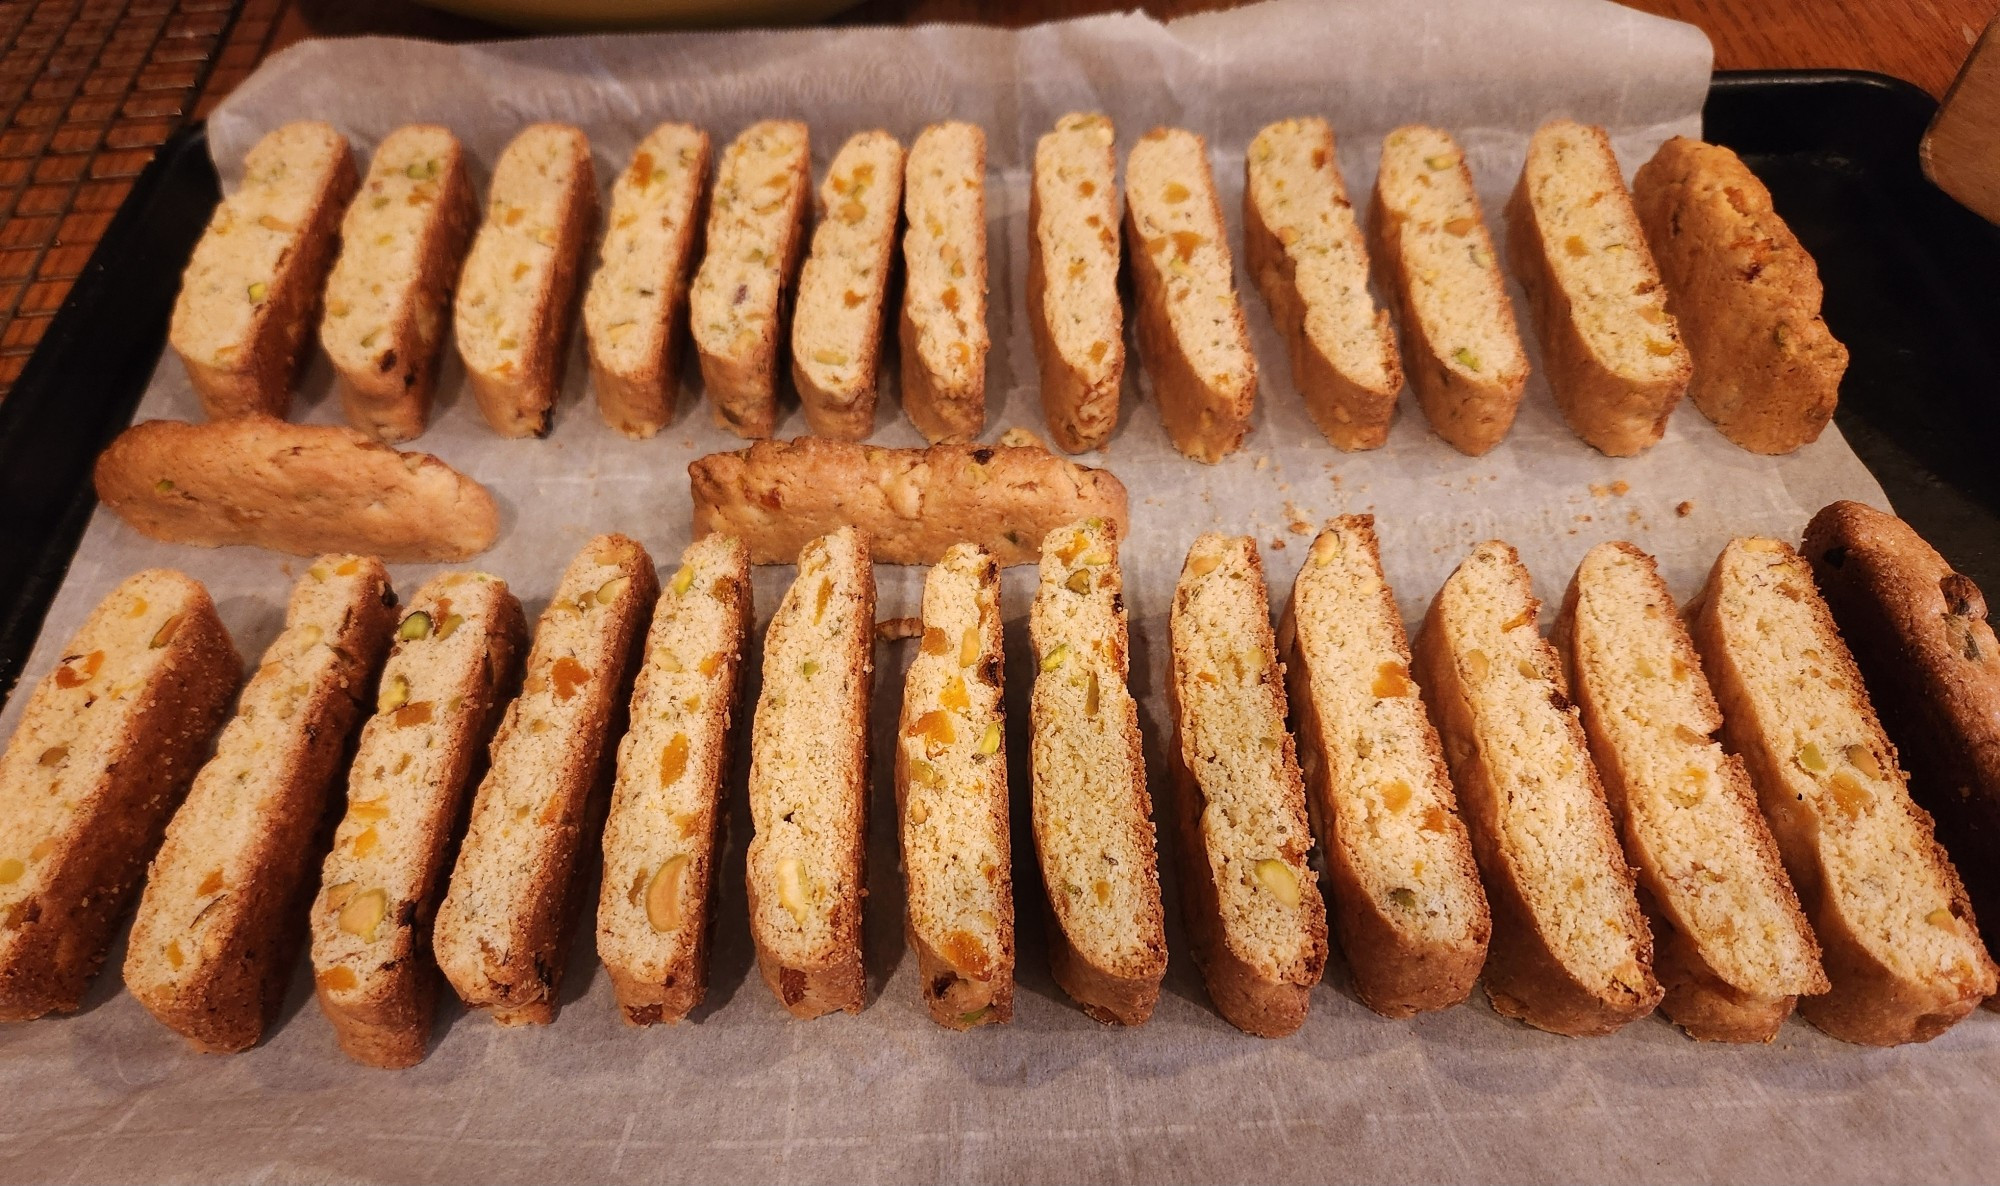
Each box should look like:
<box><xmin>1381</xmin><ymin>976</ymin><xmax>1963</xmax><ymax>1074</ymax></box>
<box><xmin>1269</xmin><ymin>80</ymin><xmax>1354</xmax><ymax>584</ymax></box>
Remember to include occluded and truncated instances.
<box><xmin>698</xmin><ymin>121</ymin><xmax>811</xmax><ymax>441</ymax></box>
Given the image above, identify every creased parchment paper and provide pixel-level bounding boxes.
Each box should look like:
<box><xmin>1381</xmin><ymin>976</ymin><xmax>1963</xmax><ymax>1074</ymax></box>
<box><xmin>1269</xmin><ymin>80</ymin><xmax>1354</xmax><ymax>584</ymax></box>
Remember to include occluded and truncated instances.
<box><xmin>6</xmin><ymin>2</ymin><xmax>1983</xmax><ymax>1182</ymax></box>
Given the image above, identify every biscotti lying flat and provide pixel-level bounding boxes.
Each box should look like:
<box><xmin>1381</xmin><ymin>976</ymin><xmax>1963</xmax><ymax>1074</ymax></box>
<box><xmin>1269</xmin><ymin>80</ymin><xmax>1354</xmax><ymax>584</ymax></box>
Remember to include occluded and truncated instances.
<box><xmin>1689</xmin><ymin>537</ymin><xmax>1998</xmax><ymax>1044</ymax></box>
<box><xmin>0</xmin><ymin>571</ymin><xmax>238</xmax><ymax>1020</ymax></box>
<box><xmin>1411</xmin><ymin>541</ymin><xmax>1661</xmax><ymax>1035</ymax></box>
<box><xmin>435</xmin><ymin>535</ymin><xmax>656</xmax><ymax>1026</ymax></box>
<box><xmin>126</xmin><ymin>556</ymin><xmax>396</xmax><ymax>1052</ymax></box>
<box><xmin>792</xmin><ymin>130</ymin><xmax>905</xmax><ymax>441</ymax></box>
<box><xmin>1635</xmin><ymin>136</ymin><xmax>1848</xmax><ymax>454</ymax></box>
<box><xmin>1029</xmin><ymin>114</ymin><xmax>1124</xmax><ymax>453</ymax></box>
<box><xmin>597</xmin><ymin>535</ymin><xmax>751</xmax><ymax>1025</ymax></box>
<box><xmin>1245</xmin><ymin>119</ymin><xmax>1403</xmax><ymax>451</ymax></box>
<box><xmin>95</xmin><ymin>418</ymin><xmax>499</xmax><ymax>562</ymax></box>
<box><xmin>1557</xmin><ymin>542</ymin><xmax>1825</xmax><ymax>1042</ymax></box>
<box><xmin>901</xmin><ymin>122</ymin><xmax>990</xmax><ymax>444</ymax></box>
<box><xmin>170</xmin><ymin>121</ymin><xmax>356</xmax><ymax>420</ymax></box>
<box><xmin>1167</xmin><ymin>535</ymin><xmax>1327</xmax><ymax>1036</ymax></box>
<box><xmin>1280</xmin><ymin>517</ymin><xmax>1488</xmax><ymax>1017</ymax></box>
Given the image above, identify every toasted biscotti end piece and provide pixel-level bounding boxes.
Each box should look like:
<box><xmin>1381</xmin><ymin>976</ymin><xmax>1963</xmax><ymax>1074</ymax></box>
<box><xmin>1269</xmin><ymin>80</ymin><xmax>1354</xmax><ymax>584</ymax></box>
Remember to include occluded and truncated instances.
<box><xmin>691</xmin><ymin>120</ymin><xmax>812</xmax><ymax>440</ymax></box>
<box><xmin>170</xmin><ymin>121</ymin><xmax>357</xmax><ymax>422</ymax></box>
<box><xmin>598</xmin><ymin>535</ymin><xmax>751</xmax><ymax>1025</ymax></box>
<box><xmin>1635</xmin><ymin>137</ymin><xmax>1847</xmax><ymax>454</ymax></box>
<box><xmin>746</xmin><ymin>527</ymin><xmax>875</xmax><ymax>1019</ymax></box>
<box><xmin>1246</xmin><ymin>120</ymin><xmax>1404</xmax><ymax>452</ymax></box>
<box><xmin>1689</xmin><ymin>537</ymin><xmax>1999</xmax><ymax>1045</ymax></box>
<box><xmin>900</xmin><ymin>122</ymin><xmax>990</xmax><ymax>444</ymax></box>
<box><xmin>1280</xmin><ymin>517</ymin><xmax>1489</xmax><ymax>1017</ymax></box>
<box><xmin>0</xmin><ymin>571</ymin><xmax>239</xmax><ymax>1021</ymax></box>
<box><xmin>1555</xmin><ymin>541</ymin><xmax>1826</xmax><ymax>1042</ymax></box>
<box><xmin>688</xmin><ymin>437</ymin><xmax>1128</xmax><ymax>567</ymax></box>
<box><xmin>1030</xmin><ymin>113</ymin><xmax>1124</xmax><ymax>455</ymax></box>
<box><xmin>94</xmin><ymin>418</ymin><xmax>498</xmax><ymax>563</ymax></box>
<box><xmin>584</xmin><ymin>123</ymin><xmax>712</xmax><ymax>440</ymax></box>
<box><xmin>324</xmin><ymin>125</ymin><xmax>478</xmax><ymax>443</ymax></box>
<box><xmin>789</xmin><ymin>131</ymin><xmax>905</xmax><ymax>442</ymax></box>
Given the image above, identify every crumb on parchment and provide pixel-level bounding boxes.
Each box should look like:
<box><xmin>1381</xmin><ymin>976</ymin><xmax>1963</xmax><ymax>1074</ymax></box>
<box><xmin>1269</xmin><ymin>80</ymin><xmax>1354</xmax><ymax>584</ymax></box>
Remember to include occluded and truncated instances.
<box><xmin>1675</xmin><ymin>500</ymin><xmax>1694</xmax><ymax>517</ymax></box>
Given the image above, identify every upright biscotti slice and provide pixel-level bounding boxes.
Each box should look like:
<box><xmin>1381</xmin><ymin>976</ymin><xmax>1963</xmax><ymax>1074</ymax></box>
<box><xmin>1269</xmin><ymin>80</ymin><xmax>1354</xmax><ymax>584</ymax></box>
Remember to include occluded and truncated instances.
<box><xmin>0</xmin><ymin>571</ymin><xmax>238</xmax><ymax>1020</ymax></box>
<box><xmin>1029</xmin><ymin>113</ymin><xmax>1123</xmax><ymax>454</ymax></box>
<box><xmin>310</xmin><ymin>572</ymin><xmax>525</xmax><ymax>1068</ymax></box>
<box><xmin>323</xmin><ymin>125</ymin><xmax>478</xmax><ymax>443</ymax></box>
<box><xmin>1246</xmin><ymin>119</ymin><xmax>1403</xmax><ymax>451</ymax></box>
<box><xmin>1280</xmin><ymin>517</ymin><xmax>1489</xmax><ymax>1017</ymax></box>
<box><xmin>584</xmin><ymin>123</ymin><xmax>711</xmax><ymax>439</ymax></box>
<box><xmin>792</xmin><ymin>130</ymin><xmax>904</xmax><ymax>441</ymax></box>
<box><xmin>746</xmin><ymin>527</ymin><xmax>875</xmax><ymax>1018</ymax></box>
<box><xmin>435</xmin><ymin>534</ymin><xmax>657</xmax><ymax>1026</ymax></box>
<box><xmin>1556</xmin><ymin>542</ymin><xmax>1826</xmax><ymax>1042</ymax></box>
<box><xmin>1030</xmin><ymin>517</ymin><xmax>1166</xmax><ymax>1025</ymax></box>
<box><xmin>1689</xmin><ymin>538</ymin><xmax>1998</xmax><ymax>1044</ymax></box>
<box><xmin>690</xmin><ymin>120</ymin><xmax>811</xmax><ymax>439</ymax></box>
<box><xmin>454</xmin><ymin>122</ymin><xmax>597</xmax><ymax>438</ymax></box>
<box><xmin>1167</xmin><ymin>535</ymin><xmax>1327</xmax><ymax>1035</ymax></box>
<box><xmin>901</xmin><ymin>122</ymin><xmax>989</xmax><ymax>444</ymax></box>
<box><xmin>1410</xmin><ymin>541</ymin><xmax>1661</xmax><ymax>1035</ymax></box>
<box><xmin>597</xmin><ymin>534</ymin><xmax>751</xmax><ymax>1025</ymax></box>
<box><xmin>1125</xmin><ymin>128</ymin><xmax>1258</xmax><ymax>463</ymax></box>
<box><xmin>125</xmin><ymin>556</ymin><xmax>397</xmax><ymax>1053</ymax></box>
<box><xmin>170</xmin><ymin>121</ymin><xmax>356</xmax><ymax>420</ymax></box>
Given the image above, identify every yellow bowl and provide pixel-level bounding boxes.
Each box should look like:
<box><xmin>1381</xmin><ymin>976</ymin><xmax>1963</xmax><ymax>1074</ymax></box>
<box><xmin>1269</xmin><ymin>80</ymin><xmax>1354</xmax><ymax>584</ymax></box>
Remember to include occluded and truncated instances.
<box><xmin>412</xmin><ymin>0</ymin><xmax>861</xmax><ymax>31</ymax></box>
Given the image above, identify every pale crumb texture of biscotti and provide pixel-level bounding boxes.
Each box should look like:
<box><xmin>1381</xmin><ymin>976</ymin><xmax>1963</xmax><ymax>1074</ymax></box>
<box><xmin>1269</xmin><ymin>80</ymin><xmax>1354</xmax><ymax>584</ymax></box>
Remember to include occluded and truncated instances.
<box><xmin>1029</xmin><ymin>114</ymin><xmax>1123</xmax><ymax>454</ymax></box>
<box><xmin>1282</xmin><ymin>517</ymin><xmax>1489</xmax><ymax>1018</ymax></box>
<box><xmin>1030</xmin><ymin>517</ymin><xmax>1166</xmax><ymax>1025</ymax></box>
<box><xmin>1410</xmin><ymin>540</ymin><xmax>1661</xmax><ymax>1036</ymax></box>
<box><xmin>597</xmin><ymin>534</ymin><xmax>751</xmax><ymax>1025</ymax></box>
<box><xmin>1690</xmin><ymin>537</ymin><xmax>1998</xmax><ymax>1045</ymax></box>
<box><xmin>310</xmin><ymin>571</ymin><xmax>524</xmax><ymax>1069</ymax></box>
<box><xmin>746</xmin><ymin>527</ymin><xmax>875</xmax><ymax>1018</ymax></box>
<box><xmin>434</xmin><ymin>534</ymin><xmax>657</xmax><ymax>1027</ymax></box>
<box><xmin>901</xmin><ymin>122</ymin><xmax>990</xmax><ymax>444</ymax></box>
<box><xmin>0</xmin><ymin>570</ymin><xmax>239</xmax><ymax>1021</ymax></box>
<box><xmin>1635</xmin><ymin>136</ymin><xmax>1848</xmax><ymax>455</ymax></box>
<box><xmin>792</xmin><ymin>130</ymin><xmax>905</xmax><ymax>441</ymax></box>
<box><xmin>1557</xmin><ymin>541</ymin><xmax>1825</xmax><ymax>1042</ymax></box>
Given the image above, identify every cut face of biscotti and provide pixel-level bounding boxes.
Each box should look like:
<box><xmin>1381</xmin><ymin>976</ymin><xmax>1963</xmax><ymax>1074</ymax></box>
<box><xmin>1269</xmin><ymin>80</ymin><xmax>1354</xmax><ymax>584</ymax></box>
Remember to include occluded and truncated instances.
<box><xmin>791</xmin><ymin>130</ymin><xmax>904</xmax><ymax>441</ymax></box>
<box><xmin>1557</xmin><ymin>541</ymin><xmax>1825</xmax><ymax>1042</ymax></box>
<box><xmin>597</xmin><ymin>534</ymin><xmax>751</xmax><ymax>1026</ymax></box>
<box><xmin>1689</xmin><ymin>538</ymin><xmax>1998</xmax><ymax>1045</ymax></box>
<box><xmin>1029</xmin><ymin>113</ymin><xmax>1124</xmax><ymax>454</ymax></box>
<box><xmin>1507</xmin><ymin>120</ymin><xmax>1690</xmax><ymax>457</ymax></box>
<box><xmin>434</xmin><ymin>534</ymin><xmax>657</xmax><ymax>1027</ymax></box>
<box><xmin>1281</xmin><ymin>517</ymin><xmax>1488</xmax><ymax>1017</ymax></box>
<box><xmin>309</xmin><ymin>571</ymin><xmax>525</xmax><ymax>1068</ymax></box>
<box><xmin>126</xmin><ymin>555</ymin><xmax>396</xmax><ymax>1053</ymax></box>
<box><xmin>690</xmin><ymin>120</ymin><xmax>811</xmax><ymax>440</ymax></box>
<box><xmin>1410</xmin><ymin>540</ymin><xmax>1661</xmax><ymax>1036</ymax></box>
<box><xmin>584</xmin><ymin>123</ymin><xmax>711</xmax><ymax>439</ymax></box>
<box><xmin>746</xmin><ymin>527</ymin><xmax>875</xmax><ymax>1018</ymax></box>
<box><xmin>900</xmin><ymin>122</ymin><xmax>989</xmax><ymax>444</ymax></box>
<box><xmin>453</xmin><ymin>122</ymin><xmax>597</xmax><ymax>439</ymax></box>
<box><xmin>1370</xmin><ymin>126</ymin><xmax>1527</xmax><ymax>456</ymax></box>
<box><xmin>1245</xmin><ymin>119</ymin><xmax>1403</xmax><ymax>451</ymax></box>
<box><xmin>0</xmin><ymin>571</ymin><xmax>239</xmax><ymax>1021</ymax></box>
<box><xmin>1030</xmin><ymin>517</ymin><xmax>1166</xmax><ymax>1025</ymax></box>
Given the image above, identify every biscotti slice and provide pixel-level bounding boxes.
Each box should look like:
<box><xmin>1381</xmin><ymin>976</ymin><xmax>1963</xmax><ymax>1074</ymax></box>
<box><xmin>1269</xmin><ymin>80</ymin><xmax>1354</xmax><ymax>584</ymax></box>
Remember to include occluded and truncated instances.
<box><xmin>1125</xmin><ymin>128</ymin><xmax>1258</xmax><ymax>463</ymax></box>
<box><xmin>125</xmin><ymin>556</ymin><xmax>397</xmax><ymax>1053</ymax></box>
<box><xmin>323</xmin><ymin>125</ymin><xmax>478</xmax><ymax>443</ymax></box>
<box><xmin>1279</xmin><ymin>517</ymin><xmax>1488</xmax><ymax>1017</ymax></box>
<box><xmin>1246</xmin><ymin>119</ymin><xmax>1403</xmax><ymax>451</ymax></box>
<box><xmin>170</xmin><ymin>121</ymin><xmax>356</xmax><ymax>420</ymax></box>
<box><xmin>1634</xmin><ymin>136</ymin><xmax>1848</xmax><ymax>454</ymax></box>
<box><xmin>690</xmin><ymin>120</ymin><xmax>811</xmax><ymax>439</ymax></box>
<box><xmin>435</xmin><ymin>534</ymin><xmax>657</xmax><ymax>1026</ymax></box>
<box><xmin>1409</xmin><ymin>541</ymin><xmax>1661</xmax><ymax>1035</ymax></box>
<box><xmin>583</xmin><ymin>123</ymin><xmax>711</xmax><ymax>439</ymax></box>
<box><xmin>453</xmin><ymin>122</ymin><xmax>597</xmax><ymax>438</ymax></box>
<box><xmin>792</xmin><ymin>130</ymin><xmax>904</xmax><ymax>441</ymax></box>
<box><xmin>1030</xmin><ymin>517</ymin><xmax>1166</xmax><ymax>1025</ymax></box>
<box><xmin>597</xmin><ymin>534</ymin><xmax>751</xmax><ymax>1025</ymax></box>
<box><xmin>746</xmin><ymin>526</ymin><xmax>875</xmax><ymax>1018</ymax></box>
<box><xmin>1688</xmin><ymin>538</ymin><xmax>1998</xmax><ymax>1045</ymax></box>
<box><xmin>310</xmin><ymin>572</ymin><xmax>525</xmax><ymax>1068</ymax></box>
<box><xmin>1029</xmin><ymin>113</ymin><xmax>1123</xmax><ymax>454</ymax></box>
<box><xmin>0</xmin><ymin>571</ymin><xmax>238</xmax><ymax>1020</ymax></box>
<box><xmin>1167</xmin><ymin>535</ymin><xmax>1327</xmax><ymax>1036</ymax></box>
<box><xmin>900</xmin><ymin>122</ymin><xmax>989</xmax><ymax>444</ymax></box>
<box><xmin>1556</xmin><ymin>542</ymin><xmax>1826</xmax><ymax>1042</ymax></box>
<box><xmin>1506</xmin><ymin>120</ymin><xmax>1691</xmax><ymax>457</ymax></box>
